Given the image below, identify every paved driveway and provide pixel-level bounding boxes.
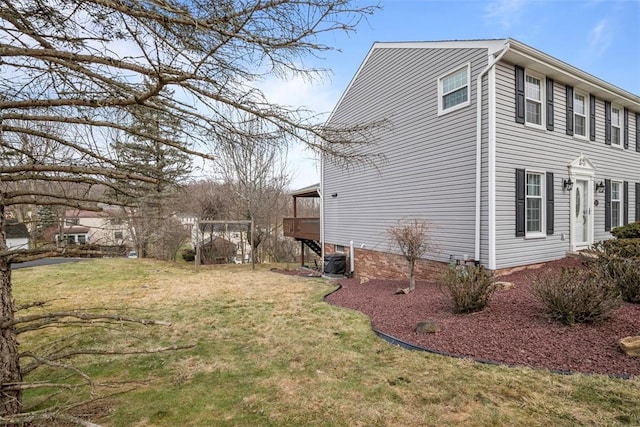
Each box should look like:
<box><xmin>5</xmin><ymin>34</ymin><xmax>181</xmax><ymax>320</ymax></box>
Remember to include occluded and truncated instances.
<box><xmin>11</xmin><ymin>257</ymin><xmax>88</xmax><ymax>270</ymax></box>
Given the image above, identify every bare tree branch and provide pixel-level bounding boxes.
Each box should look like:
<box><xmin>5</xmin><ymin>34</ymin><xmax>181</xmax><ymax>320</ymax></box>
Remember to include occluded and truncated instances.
<box><xmin>3</xmin><ymin>311</ymin><xmax>172</xmax><ymax>330</ymax></box>
<box><xmin>0</xmin><ymin>0</ymin><xmax>381</xmax><ymax>418</ymax></box>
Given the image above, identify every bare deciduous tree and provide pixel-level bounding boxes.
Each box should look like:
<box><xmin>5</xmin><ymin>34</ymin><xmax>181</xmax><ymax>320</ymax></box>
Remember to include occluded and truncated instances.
<box><xmin>214</xmin><ymin>116</ymin><xmax>292</xmax><ymax>263</ymax></box>
<box><xmin>388</xmin><ymin>219</ymin><xmax>437</xmax><ymax>294</ymax></box>
<box><xmin>1</xmin><ymin>0</ymin><xmax>380</xmax><ymax>419</ymax></box>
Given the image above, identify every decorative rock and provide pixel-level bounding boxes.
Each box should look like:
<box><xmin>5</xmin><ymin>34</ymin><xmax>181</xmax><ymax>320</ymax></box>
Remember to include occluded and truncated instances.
<box><xmin>619</xmin><ymin>336</ymin><xmax>640</xmax><ymax>357</ymax></box>
<box><xmin>416</xmin><ymin>319</ymin><xmax>441</xmax><ymax>334</ymax></box>
<box><xmin>495</xmin><ymin>281</ymin><xmax>514</xmax><ymax>290</ymax></box>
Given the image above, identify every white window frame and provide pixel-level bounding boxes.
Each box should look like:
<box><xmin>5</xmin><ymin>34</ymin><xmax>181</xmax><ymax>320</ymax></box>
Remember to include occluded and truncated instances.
<box><xmin>524</xmin><ymin>70</ymin><xmax>545</xmax><ymax>129</ymax></box>
<box><xmin>611</xmin><ymin>104</ymin><xmax>623</xmax><ymax>147</ymax></box>
<box><xmin>525</xmin><ymin>170</ymin><xmax>546</xmax><ymax>238</ymax></box>
<box><xmin>611</xmin><ymin>180</ymin><xmax>623</xmax><ymax>228</ymax></box>
<box><xmin>437</xmin><ymin>63</ymin><xmax>471</xmax><ymax>116</ymax></box>
<box><xmin>573</xmin><ymin>90</ymin><xmax>588</xmax><ymax>139</ymax></box>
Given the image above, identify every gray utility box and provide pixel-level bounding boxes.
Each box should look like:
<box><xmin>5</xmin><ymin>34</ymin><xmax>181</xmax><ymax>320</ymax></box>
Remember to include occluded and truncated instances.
<box><xmin>324</xmin><ymin>253</ymin><xmax>346</xmax><ymax>275</ymax></box>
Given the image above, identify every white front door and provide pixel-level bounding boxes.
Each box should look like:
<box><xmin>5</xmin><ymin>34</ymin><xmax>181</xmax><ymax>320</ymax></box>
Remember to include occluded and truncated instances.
<box><xmin>571</xmin><ymin>178</ymin><xmax>592</xmax><ymax>250</ymax></box>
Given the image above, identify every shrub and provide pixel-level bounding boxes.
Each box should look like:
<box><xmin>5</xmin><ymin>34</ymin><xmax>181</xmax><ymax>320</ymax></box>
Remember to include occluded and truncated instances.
<box><xmin>606</xmin><ymin>258</ymin><xmax>640</xmax><ymax>303</ymax></box>
<box><xmin>594</xmin><ymin>238</ymin><xmax>640</xmax><ymax>258</ymax></box>
<box><xmin>611</xmin><ymin>221</ymin><xmax>640</xmax><ymax>239</ymax></box>
<box><xmin>532</xmin><ymin>267</ymin><xmax>621</xmax><ymax>325</ymax></box>
<box><xmin>586</xmin><ymin>241</ymin><xmax>640</xmax><ymax>304</ymax></box>
<box><xmin>181</xmin><ymin>248</ymin><xmax>196</xmax><ymax>262</ymax></box>
<box><xmin>440</xmin><ymin>265</ymin><xmax>496</xmax><ymax>314</ymax></box>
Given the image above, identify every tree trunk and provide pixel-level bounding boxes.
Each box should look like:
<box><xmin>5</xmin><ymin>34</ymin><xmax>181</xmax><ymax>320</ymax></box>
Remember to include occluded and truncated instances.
<box><xmin>408</xmin><ymin>260</ymin><xmax>416</xmax><ymax>291</ymax></box>
<box><xmin>0</xmin><ymin>203</ymin><xmax>23</xmax><ymax>416</ymax></box>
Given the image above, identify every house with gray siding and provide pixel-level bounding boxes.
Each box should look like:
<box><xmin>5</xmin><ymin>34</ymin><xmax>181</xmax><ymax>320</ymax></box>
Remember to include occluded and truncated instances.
<box><xmin>321</xmin><ymin>39</ymin><xmax>640</xmax><ymax>276</ymax></box>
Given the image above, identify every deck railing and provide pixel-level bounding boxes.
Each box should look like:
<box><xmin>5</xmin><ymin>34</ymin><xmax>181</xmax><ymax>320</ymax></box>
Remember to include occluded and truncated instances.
<box><xmin>283</xmin><ymin>217</ymin><xmax>320</xmax><ymax>241</ymax></box>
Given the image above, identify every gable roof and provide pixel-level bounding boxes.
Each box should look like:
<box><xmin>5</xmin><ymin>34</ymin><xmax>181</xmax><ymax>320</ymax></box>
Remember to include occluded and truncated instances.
<box><xmin>330</xmin><ymin>38</ymin><xmax>639</xmax><ymax>122</ymax></box>
<box><xmin>65</xmin><ymin>208</ymin><xmax>122</xmax><ymax>218</ymax></box>
<box><xmin>6</xmin><ymin>221</ymin><xmax>29</xmax><ymax>239</ymax></box>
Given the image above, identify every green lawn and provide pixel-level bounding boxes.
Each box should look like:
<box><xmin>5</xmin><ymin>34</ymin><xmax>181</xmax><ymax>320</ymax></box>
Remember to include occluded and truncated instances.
<box><xmin>12</xmin><ymin>258</ymin><xmax>640</xmax><ymax>426</ymax></box>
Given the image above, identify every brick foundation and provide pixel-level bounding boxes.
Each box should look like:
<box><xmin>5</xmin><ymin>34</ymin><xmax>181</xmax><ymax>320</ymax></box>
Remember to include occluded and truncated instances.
<box><xmin>354</xmin><ymin>247</ymin><xmax>446</xmax><ymax>280</ymax></box>
<box><xmin>324</xmin><ymin>242</ymin><xmax>446</xmax><ymax>280</ymax></box>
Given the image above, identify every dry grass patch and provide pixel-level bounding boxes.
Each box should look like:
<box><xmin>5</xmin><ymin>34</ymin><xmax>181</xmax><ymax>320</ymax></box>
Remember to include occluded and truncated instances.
<box><xmin>11</xmin><ymin>259</ymin><xmax>640</xmax><ymax>426</ymax></box>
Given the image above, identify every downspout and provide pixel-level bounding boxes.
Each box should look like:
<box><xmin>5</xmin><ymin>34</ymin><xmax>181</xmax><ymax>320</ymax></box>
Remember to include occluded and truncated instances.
<box><xmin>475</xmin><ymin>42</ymin><xmax>511</xmax><ymax>265</ymax></box>
<box><xmin>320</xmin><ymin>152</ymin><xmax>324</xmax><ymax>273</ymax></box>
<box><xmin>349</xmin><ymin>240</ymin><xmax>355</xmax><ymax>276</ymax></box>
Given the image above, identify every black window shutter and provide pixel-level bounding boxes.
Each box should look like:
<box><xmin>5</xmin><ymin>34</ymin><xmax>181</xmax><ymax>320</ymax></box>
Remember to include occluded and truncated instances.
<box><xmin>589</xmin><ymin>95</ymin><xmax>596</xmax><ymax>141</ymax></box>
<box><xmin>546</xmin><ymin>172</ymin><xmax>554</xmax><ymax>235</ymax></box>
<box><xmin>605</xmin><ymin>179</ymin><xmax>611</xmax><ymax>231</ymax></box>
<box><xmin>605</xmin><ymin>101</ymin><xmax>611</xmax><ymax>145</ymax></box>
<box><xmin>636</xmin><ymin>113</ymin><xmax>640</xmax><ymax>152</ymax></box>
<box><xmin>623</xmin><ymin>108</ymin><xmax>629</xmax><ymax>149</ymax></box>
<box><xmin>516</xmin><ymin>169</ymin><xmax>525</xmax><ymax>237</ymax></box>
<box><xmin>623</xmin><ymin>181</ymin><xmax>629</xmax><ymax>225</ymax></box>
<box><xmin>515</xmin><ymin>66</ymin><xmax>525</xmax><ymax>124</ymax></box>
<box><xmin>636</xmin><ymin>182</ymin><xmax>640</xmax><ymax>221</ymax></box>
<box><xmin>546</xmin><ymin>78</ymin><xmax>554</xmax><ymax>131</ymax></box>
<box><xmin>565</xmin><ymin>85</ymin><xmax>574</xmax><ymax>135</ymax></box>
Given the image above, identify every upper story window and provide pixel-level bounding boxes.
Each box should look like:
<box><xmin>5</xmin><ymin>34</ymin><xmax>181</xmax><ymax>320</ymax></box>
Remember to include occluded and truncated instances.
<box><xmin>526</xmin><ymin>172</ymin><xmax>544</xmax><ymax>235</ymax></box>
<box><xmin>611</xmin><ymin>105</ymin><xmax>622</xmax><ymax>146</ymax></box>
<box><xmin>525</xmin><ymin>72</ymin><xmax>543</xmax><ymax>126</ymax></box>
<box><xmin>438</xmin><ymin>63</ymin><xmax>470</xmax><ymax>115</ymax></box>
<box><xmin>574</xmin><ymin>92</ymin><xmax>588</xmax><ymax>138</ymax></box>
<box><xmin>611</xmin><ymin>181</ymin><xmax>623</xmax><ymax>228</ymax></box>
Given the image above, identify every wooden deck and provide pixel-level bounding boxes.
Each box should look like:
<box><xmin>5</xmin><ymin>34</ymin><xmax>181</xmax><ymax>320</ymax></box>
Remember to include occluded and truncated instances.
<box><xmin>283</xmin><ymin>217</ymin><xmax>319</xmax><ymax>241</ymax></box>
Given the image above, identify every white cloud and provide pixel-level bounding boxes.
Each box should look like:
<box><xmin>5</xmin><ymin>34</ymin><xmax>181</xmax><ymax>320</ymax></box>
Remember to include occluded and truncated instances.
<box><xmin>259</xmin><ymin>75</ymin><xmax>342</xmax><ymax>190</ymax></box>
<box><xmin>587</xmin><ymin>19</ymin><xmax>613</xmax><ymax>58</ymax></box>
<box><xmin>484</xmin><ymin>0</ymin><xmax>528</xmax><ymax>30</ymax></box>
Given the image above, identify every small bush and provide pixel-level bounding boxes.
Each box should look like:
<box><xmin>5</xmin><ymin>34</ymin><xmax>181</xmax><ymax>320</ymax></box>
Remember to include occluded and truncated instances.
<box><xmin>595</xmin><ymin>238</ymin><xmax>640</xmax><ymax>258</ymax></box>
<box><xmin>532</xmin><ymin>267</ymin><xmax>620</xmax><ymax>325</ymax></box>
<box><xmin>586</xmin><ymin>241</ymin><xmax>640</xmax><ymax>304</ymax></box>
<box><xmin>611</xmin><ymin>221</ymin><xmax>640</xmax><ymax>239</ymax></box>
<box><xmin>606</xmin><ymin>258</ymin><xmax>640</xmax><ymax>303</ymax></box>
<box><xmin>440</xmin><ymin>265</ymin><xmax>496</xmax><ymax>314</ymax></box>
<box><xmin>181</xmin><ymin>248</ymin><xmax>196</xmax><ymax>262</ymax></box>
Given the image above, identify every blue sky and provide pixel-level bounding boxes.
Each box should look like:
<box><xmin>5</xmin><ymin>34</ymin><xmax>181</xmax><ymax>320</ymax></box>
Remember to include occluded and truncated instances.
<box><xmin>274</xmin><ymin>0</ymin><xmax>640</xmax><ymax>189</ymax></box>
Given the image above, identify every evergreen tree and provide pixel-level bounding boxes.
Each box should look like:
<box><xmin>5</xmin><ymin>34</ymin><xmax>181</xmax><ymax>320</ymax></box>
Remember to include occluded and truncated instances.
<box><xmin>112</xmin><ymin>106</ymin><xmax>192</xmax><ymax>258</ymax></box>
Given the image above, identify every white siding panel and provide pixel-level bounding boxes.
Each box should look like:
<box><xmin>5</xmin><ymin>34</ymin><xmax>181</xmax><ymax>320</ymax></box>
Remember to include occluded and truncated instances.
<box><xmin>324</xmin><ymin>47</ymin><xmax>489</xmax><ymax>261</ymax></box>
<box><xmin>494</xmin><ymin>61</ymin><xmax>640</xmax><ymax>269</ymax></box>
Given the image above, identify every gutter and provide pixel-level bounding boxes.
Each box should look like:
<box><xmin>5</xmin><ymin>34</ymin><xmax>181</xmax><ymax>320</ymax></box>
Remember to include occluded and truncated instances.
<box><xmin>475</xmin><ymin>42</ymin><xmax>511</xmax><ymax>265</ymax></box>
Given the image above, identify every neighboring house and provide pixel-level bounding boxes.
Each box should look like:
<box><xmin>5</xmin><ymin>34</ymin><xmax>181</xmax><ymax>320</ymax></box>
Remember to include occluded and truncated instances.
<box><xmin>322</xmin><ymin>38</ymin><xmax>640</xmax><ymax>278</ymax></box>
<box><xmin>182</xmin><ymin>217</ymin><xmax>254</xmax><ymax>263</ymax></box>
<box><xmin>6</xmin><ymin>220</ymin><xmax>29</xmax><ymax>251</ymax></box>
<box><xmin>198</xmin><ymin>236</ymin><xmax>237</xmax><ymax>264</ymax></box>
<box><xmin>56</xmin><ymin>208</ymin><xmax>132</xmax><ymax>246</ymax></box>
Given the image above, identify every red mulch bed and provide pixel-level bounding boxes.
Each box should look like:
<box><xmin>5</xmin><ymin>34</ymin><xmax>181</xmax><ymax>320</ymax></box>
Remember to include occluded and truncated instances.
<box><xmin>323</xmin><ymin>257</ymin><xmax>640</xmax><ymax>377</ymax></box>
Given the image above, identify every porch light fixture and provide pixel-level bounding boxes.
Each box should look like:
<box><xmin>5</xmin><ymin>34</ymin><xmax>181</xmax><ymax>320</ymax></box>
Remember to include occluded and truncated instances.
<box><xmin>563</xmin><ymin>178</ymin><xmax>573</xmax><ymax>191</ymax></box>
<box><xmin>595</xmin><ymin>181</ymin><xmax>605</xmax><ymax>193</ymax></box>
